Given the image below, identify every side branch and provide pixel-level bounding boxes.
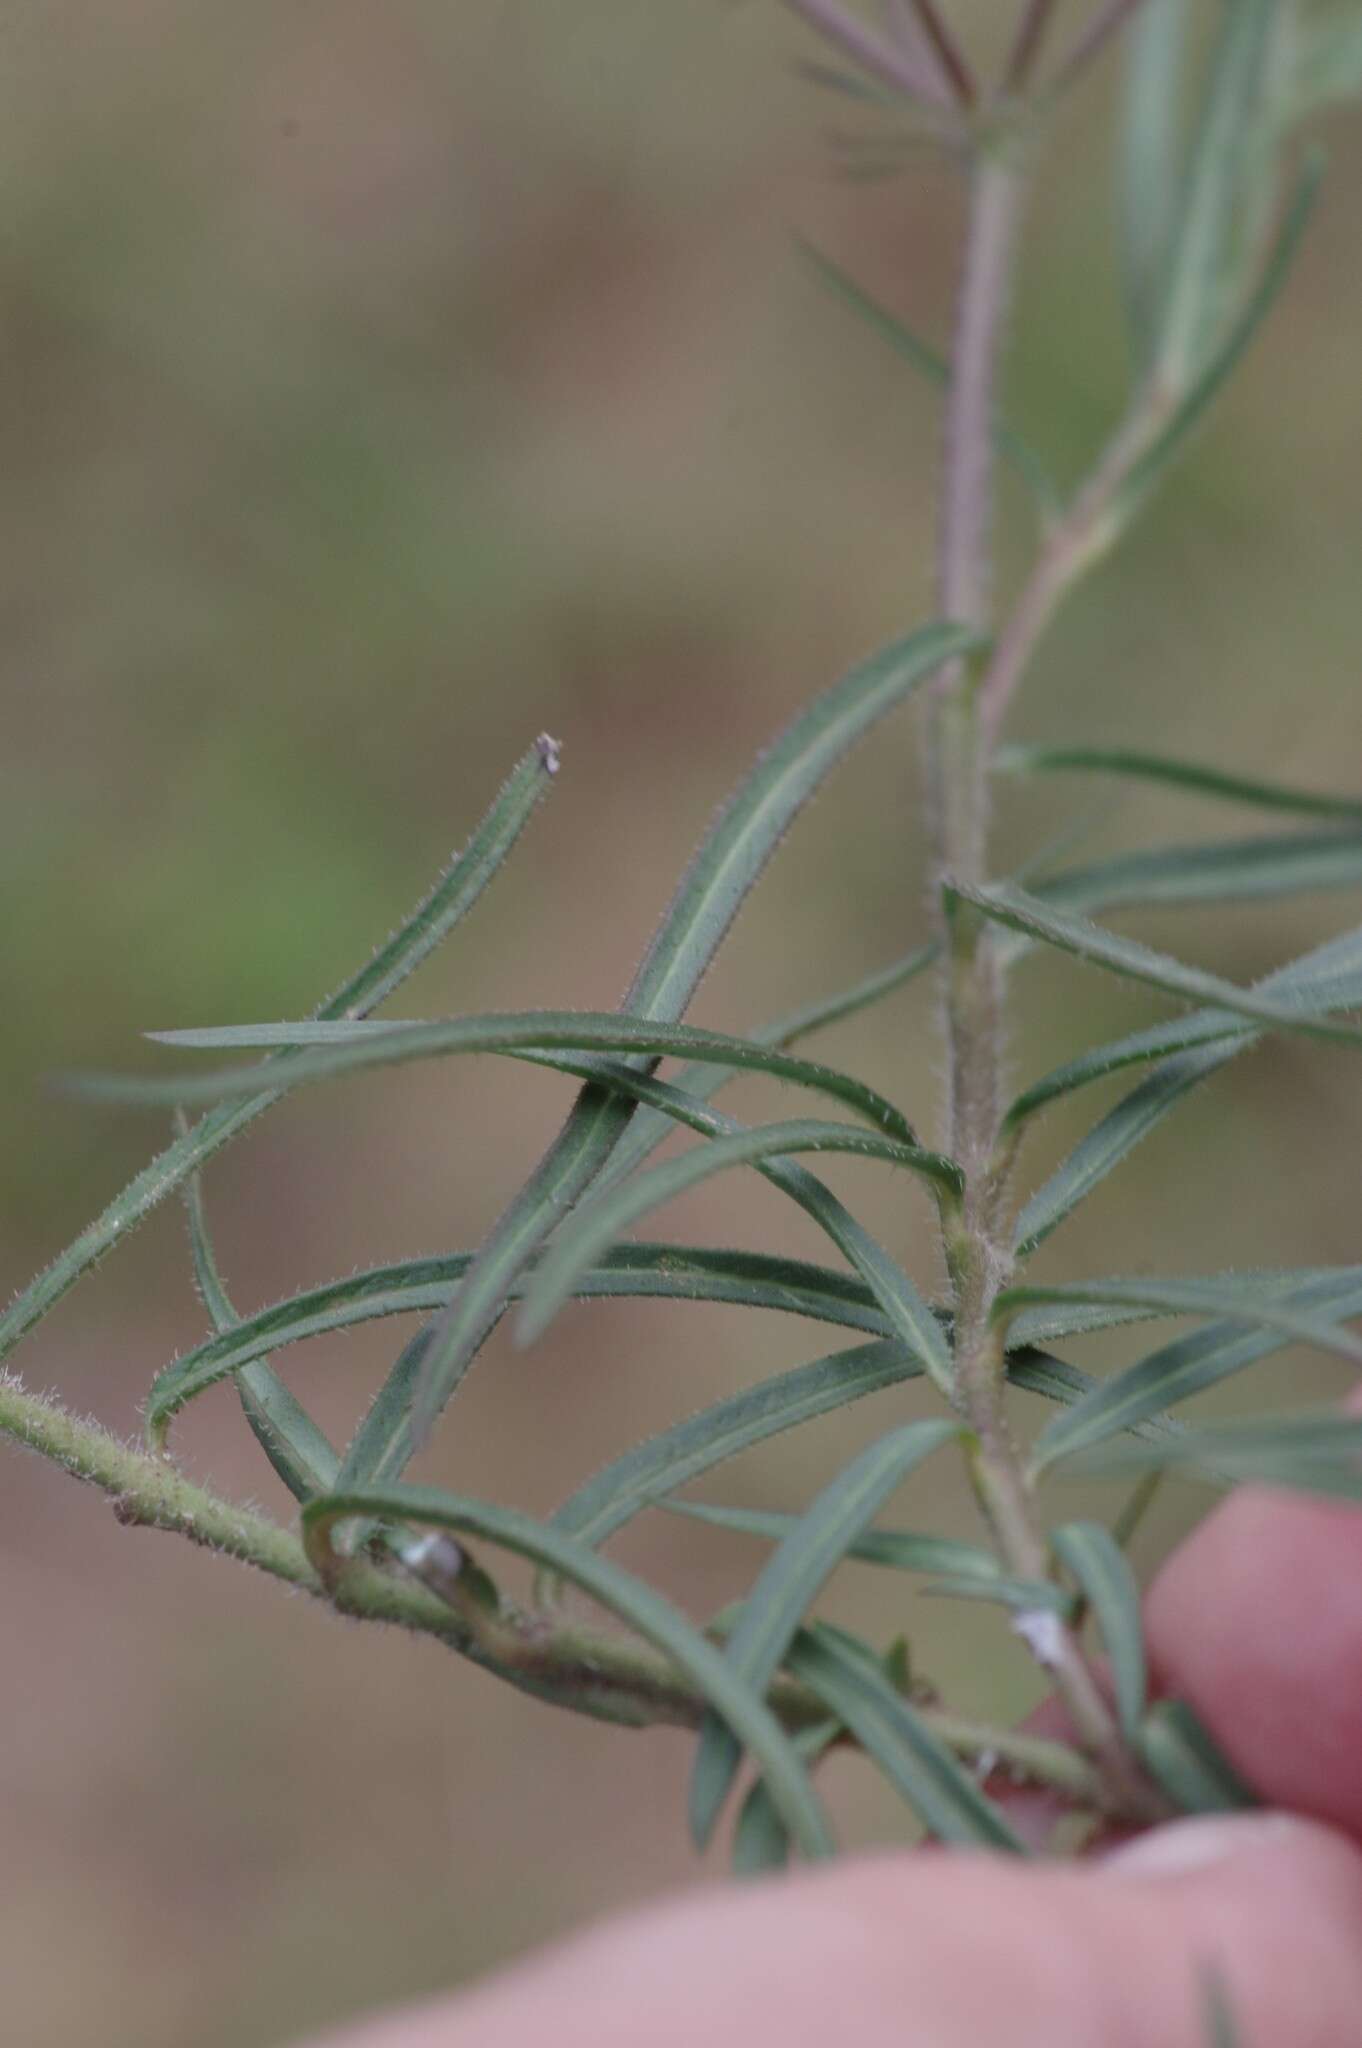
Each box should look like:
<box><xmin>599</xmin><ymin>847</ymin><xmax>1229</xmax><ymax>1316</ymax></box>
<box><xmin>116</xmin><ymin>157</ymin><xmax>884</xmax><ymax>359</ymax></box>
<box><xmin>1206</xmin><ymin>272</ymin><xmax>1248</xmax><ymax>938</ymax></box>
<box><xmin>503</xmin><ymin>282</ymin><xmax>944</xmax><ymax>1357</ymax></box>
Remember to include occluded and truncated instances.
<box><xmin>0</xmin><ymin>1372</ymin><xmax>1114</xmax><ymax>1807</ymax></box>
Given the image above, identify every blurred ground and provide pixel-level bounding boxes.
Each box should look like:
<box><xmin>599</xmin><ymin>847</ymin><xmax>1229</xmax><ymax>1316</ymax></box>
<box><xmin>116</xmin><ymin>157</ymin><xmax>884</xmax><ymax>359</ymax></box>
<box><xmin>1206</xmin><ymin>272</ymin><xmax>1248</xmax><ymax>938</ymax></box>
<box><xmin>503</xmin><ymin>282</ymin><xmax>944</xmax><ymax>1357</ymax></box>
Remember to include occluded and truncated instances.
<box><xmin>3</xmin><ymin>4</ymin><xmax>1361</xmax><ymax>2043</ymax></box>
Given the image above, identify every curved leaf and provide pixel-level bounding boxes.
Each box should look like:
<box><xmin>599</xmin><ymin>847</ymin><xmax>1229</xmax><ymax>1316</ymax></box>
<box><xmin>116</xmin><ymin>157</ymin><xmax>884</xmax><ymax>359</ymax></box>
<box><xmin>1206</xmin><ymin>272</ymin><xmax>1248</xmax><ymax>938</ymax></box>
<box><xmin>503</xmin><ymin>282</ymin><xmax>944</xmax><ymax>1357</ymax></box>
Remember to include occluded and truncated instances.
<box><xmin>785</xmin><ymin>1625</ymin><xmax>1026</xmax><ymax>1850</ymax></box>
<box><xmin>88</xmin><ymin>1012</ymin><xmax>917</xmax><ymax>1143</ymax></box>
<box><xmin>688</xmin><ymin>1418</ymin><xmax>961</xmax><ymax>1848</ymax></box>
<box><xmin>0</xmin><ymin>739</ymin><xmax>558</xmax><ymax>1367</ymax></box>
<box><xmin>179</xmin><ymin>1135</ymin><xmax>338</xmax><ymax>1498</ymax></box>
<box><xmin>301</xmin><ymin>1483</ymin><xmax>834</xmax><ymax>1859</ymax></box>
<box><xmin>1051</xmin><ymin>1521</ymin><xmax>1146</xmax><ymax>1735</ymax></box>
<box><xmin>374</xmin><ymin>621</ymin><xmax>976</xmax><ymax>1476</ymax></box>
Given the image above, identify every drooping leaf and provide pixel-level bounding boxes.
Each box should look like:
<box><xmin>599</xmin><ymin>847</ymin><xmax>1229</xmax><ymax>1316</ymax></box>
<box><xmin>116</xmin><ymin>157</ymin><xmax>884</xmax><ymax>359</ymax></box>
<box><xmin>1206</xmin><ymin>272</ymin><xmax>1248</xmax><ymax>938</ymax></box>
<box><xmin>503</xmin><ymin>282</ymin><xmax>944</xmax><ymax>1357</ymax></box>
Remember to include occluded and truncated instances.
<box><xmin>785</xmin><ymin>1624</ymin><xmax>1026</xmax><ymax>1851</ymax></box>
<box><xmin>178</xmin><ymin>1127</ymin><xmax>339</xmax><ymax>1497</ymax></box>
<box><xmin>994</xmin><ymin>741</ymin><xmax>1362</xmax><ymax>824</ymax></box>
<box><xmin>797</xmin><ymin>240</ymin><xmax>1058</xmax><ymax>514</ymax></box>
<box><xmin>949</xmin><ymin>880</ymin><xmax>1362</xmax><ymax>1050</ymax></box>
<box><xmin>688</xmin><ymin>1419</ymin><xmax>960</xmax><ymax>1848</ymax></box>
<box><xmin>1138</xmin><ymin>1698</ymin><xmax>1257</xmax><ymax>1815</ymax></box>
<box><xmin>1033</xmin><ymin>1270</ymin><xmax>1362</xmax><ymax>1470</ymax></box>
<box><xmin>88</xmin><ymin>1012</ymin><xmax>917</xmax><ymax>1142</ymax></box>
<box><xmin>1051</xmin><ymin>1521</ymin><xmax>1146</xmax><ymax>1735</ymax></box>
<box><xmin>662</xmin><ymin>1500</ymin><xmax>1001</xmax><ymax>1583</ymax></box>
<box><xmin>0</xmin><ymin>739</ymin><xmax>558</xmax><ymax>1368</ymax></box>
<box><xmin>301</xmin><ymin>1482</ymin><xmax>835</xmax><ymax>1859</ymax></box>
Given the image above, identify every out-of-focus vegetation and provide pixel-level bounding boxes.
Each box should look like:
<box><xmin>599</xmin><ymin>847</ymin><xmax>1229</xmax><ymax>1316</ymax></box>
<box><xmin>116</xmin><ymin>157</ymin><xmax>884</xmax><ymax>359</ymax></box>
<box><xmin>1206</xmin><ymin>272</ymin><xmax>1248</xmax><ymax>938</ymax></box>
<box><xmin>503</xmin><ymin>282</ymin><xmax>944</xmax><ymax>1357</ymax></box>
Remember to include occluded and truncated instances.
<box><xmin>3</xmin><ymin>3</ymin><xmax>1361</xmax><ymax>2042</ymax></box>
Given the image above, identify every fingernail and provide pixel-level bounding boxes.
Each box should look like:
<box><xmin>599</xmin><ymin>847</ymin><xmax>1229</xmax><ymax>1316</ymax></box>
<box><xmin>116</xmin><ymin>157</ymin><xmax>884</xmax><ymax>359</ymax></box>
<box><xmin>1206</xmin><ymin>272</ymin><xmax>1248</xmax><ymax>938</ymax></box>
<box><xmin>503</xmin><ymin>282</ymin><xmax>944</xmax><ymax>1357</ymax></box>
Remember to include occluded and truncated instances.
<box><xmin>1101</xmin><ymin>1814</ymin><xmax>1300</xmax><ymax>1881</ymax></box>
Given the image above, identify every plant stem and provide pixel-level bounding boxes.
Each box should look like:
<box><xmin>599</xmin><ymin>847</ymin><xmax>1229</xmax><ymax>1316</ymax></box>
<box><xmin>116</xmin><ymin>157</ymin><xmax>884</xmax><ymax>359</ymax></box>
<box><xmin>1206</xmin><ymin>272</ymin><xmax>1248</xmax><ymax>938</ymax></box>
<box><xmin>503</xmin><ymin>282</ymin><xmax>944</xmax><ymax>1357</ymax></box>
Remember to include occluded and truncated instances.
<box><xmin>0</xmin><ymin>1369</ymin><xmax>1116</xmax><ymax>1807</ymax></box>
<box><xmin>929</xmin><ymin>147</ymin><xmax>1163</xmax><ymax>1823</ymax></box>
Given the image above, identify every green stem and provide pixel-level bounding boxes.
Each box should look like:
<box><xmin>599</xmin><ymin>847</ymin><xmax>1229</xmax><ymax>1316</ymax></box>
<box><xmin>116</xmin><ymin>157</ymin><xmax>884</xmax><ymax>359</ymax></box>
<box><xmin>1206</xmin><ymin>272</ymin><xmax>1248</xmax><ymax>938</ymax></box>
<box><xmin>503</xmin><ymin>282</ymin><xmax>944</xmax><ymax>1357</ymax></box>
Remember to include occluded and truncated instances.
<box><xmin>0</xmin><ymin>1369</ymin><xmax>1121</xmax><ymax>1807</ymax></box>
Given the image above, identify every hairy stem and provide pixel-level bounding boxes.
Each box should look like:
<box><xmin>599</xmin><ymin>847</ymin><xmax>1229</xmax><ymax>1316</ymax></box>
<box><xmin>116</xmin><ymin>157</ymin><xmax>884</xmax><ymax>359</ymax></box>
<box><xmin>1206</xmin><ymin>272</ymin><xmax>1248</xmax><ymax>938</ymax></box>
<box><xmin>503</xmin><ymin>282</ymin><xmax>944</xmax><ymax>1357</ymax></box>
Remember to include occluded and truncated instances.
<box><xmin>929</xmin><ymin>147</ymin><xmax>1163</xmax><ymax>1823</ymax></box>
<box><xmin>0</xmin><ymin>1370</ymin><xmax>1115</xmax><ymax>1805</ymax></box>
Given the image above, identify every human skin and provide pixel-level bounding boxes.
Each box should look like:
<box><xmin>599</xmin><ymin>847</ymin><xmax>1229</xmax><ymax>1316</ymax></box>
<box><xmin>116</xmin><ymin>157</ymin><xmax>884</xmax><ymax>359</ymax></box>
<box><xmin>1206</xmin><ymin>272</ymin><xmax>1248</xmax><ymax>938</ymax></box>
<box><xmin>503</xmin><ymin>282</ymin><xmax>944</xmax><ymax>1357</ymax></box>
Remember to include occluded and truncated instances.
<box><xmin>302</xmin><ymin>1477</ymin><xmax>1362</xmax><ymax>2048</ymax></box>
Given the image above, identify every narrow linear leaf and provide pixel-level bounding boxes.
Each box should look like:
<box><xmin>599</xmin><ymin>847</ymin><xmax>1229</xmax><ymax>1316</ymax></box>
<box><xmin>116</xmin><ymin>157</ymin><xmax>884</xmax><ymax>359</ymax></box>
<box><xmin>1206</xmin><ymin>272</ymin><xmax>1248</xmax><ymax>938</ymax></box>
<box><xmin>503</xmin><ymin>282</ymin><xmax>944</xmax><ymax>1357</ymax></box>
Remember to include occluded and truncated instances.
<box><xmin>178</xmin><ymin>1132</ymin><xmax>339</xmax><ymax>1498</ymax></box>
<box><xmin>732</xmin><ymin>1718</ymin><xmax>841</xmax><ymax>1876</ymax></box>
<box><xmin>785</xmin><ymin>1624</ymin><xmax>1026</xmax><ymax>1851</ymax></box>
<box><xmin>798</xmin><ymin>240</ymin><xmax>1058</xmax><ymax>514</ymax></box>
<box><xmin>1029</xmin><ymin>827</ymin><xmax>1362</xmax><ymax>920</ymax></box>
<box><xmin>378</xmin><ymin>619</ymin><xmax>978</xmax><ymax>1475</ymax></box>
<box><xmin>340</xmin><ymin>1059</ymin><xmax>956</xmax><ymax>1484</ymax></box>
<box><xmin>601</xmin><ymin>820</ymin><xmax>1362</xmax><ymax>1202</ymax></box>
<box><xmin>1051</xmin><ymin>1521</ymin><xmax>1146</xmax><ymax>1735</ymax></box>
<box><xmin>1120</xmin><ymin>149</ymin><xmax>1323</xmax><ymax>522</ymax></box>
<box><xmin>1154</xmin><ymin>0</ymin><xmax>1277</xmax><ymax>386</ymax></box>
<box><xmin>995</xmin><ymin>741</ymin><xmax>1362</xmax><ymax>824</ymax></box>
<box><xmin>951</xmin><ymin>880</ymin><xmax>1362</xmax><ymax>1050</ymax></box>
<box><xmin>1121</xmin><ymin>0</ymin><xmax>1191</xmax><ymax>361</ymax></box>
<box><xmin>1138</xmin><ymin>1698</ymin><xmax>1256</xmax><ymax>1815</ymax></box>
<box><xmin>553</xmin><ymin>1341</ymin><xmax>922</xmax><ymax>1551</ymax></box>
<box><xmin>91</xmin><ymin>1012</ymin><xmax>917</xmax><ymax>1143</ymax></box>
<box><xmin>999</xmin><ymin>1275</ymin><xmax>1362</xmax><ymax>1372</ymax></box>
<box><xmin>319</xmin><ymin>738</ymin><xmax>562</xmax><ymax>1018</ymax></box>
<box><xmin>1034</xmin><ymin>1271</ymin><xmax>1362</xmax><ymax>1470</ymax></box>
<box><xmin>0</xmin><ymin>739</ymin><xmax>557</xmax><ymax>1367</ymax></box>
<box><xmin>301</xmin><ymin>1483</ymin><xmax>834</xmax><ymax>1859</ymax></box>
<box><xmin>662</xmin><ymin>1500</ymin><xmax>1000</xmax><ymax>1583</ymax></box>
<box><xmin>688</xmin><ymin>1419</ymin><xmax>960</xmax><ymax>1849</ymax></box>
<box><xmin>1007</xmin><ymin>1265</ymin><xmax>1350</xmax><ymax>1346</ymax></box>
<box><xmin>151</xmin><ymin>1241</ymin><xmax>907</xmax><ymax>1445</ymax></box>
<box><xmin>553</xmin><ymin>1338</ymin><xmax>1113</xmax><ymax>1557</ymax></box>
<box><xmin>1070</xmin><ymin>1407</ymin><xmax>1362</xmax><ymax>1502</ymax></box>
<box><xmin>517</xmin><ymin>1115</ymin><xmax>957</xmax><ymax>1354</ymax></box>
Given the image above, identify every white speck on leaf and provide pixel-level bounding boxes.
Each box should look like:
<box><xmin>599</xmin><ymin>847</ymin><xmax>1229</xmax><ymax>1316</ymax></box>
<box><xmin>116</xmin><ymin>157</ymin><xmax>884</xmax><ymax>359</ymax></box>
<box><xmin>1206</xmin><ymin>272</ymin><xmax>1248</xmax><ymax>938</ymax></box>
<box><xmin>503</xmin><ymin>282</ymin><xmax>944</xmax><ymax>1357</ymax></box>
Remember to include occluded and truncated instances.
<box><xmin>536</xmin><ymin>732</ymin><xmax>563</xmax><ymax>776</ymax></box>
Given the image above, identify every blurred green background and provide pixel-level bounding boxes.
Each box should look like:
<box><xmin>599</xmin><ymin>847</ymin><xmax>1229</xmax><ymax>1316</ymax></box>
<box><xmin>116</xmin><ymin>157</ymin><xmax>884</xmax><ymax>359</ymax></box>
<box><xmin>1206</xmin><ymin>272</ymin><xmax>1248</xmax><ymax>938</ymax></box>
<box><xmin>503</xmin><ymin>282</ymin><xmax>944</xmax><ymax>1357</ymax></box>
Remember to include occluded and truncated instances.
<box><xmin>3</xmin><ymin>4</ymin><xmax>1360</xmax><ymax>2042</ymax></box>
